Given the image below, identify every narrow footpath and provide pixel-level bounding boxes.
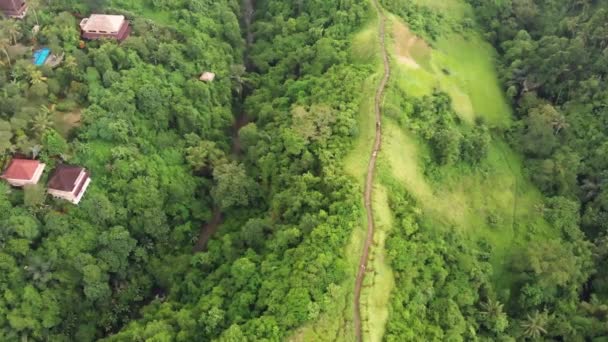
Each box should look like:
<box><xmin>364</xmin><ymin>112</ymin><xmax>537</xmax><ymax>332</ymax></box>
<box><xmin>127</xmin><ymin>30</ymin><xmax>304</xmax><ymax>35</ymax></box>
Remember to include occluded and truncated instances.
<box><xmin>354</xmin><ymin>0</ymin><xmax>390</xmax><ymax>340</ymax></box>
<box><xmin>193</xmin><ymin>0</ymin><xmax>255</xmax><ymax>253</ymax></box>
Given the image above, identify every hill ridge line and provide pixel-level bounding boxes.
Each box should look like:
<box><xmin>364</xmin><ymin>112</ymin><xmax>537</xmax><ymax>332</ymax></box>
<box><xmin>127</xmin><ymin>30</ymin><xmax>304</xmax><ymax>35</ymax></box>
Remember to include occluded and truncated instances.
<box><xmin>353</xmin><ymin>0</ymin><xmax>390</xmax><ymax>340</ymax></box>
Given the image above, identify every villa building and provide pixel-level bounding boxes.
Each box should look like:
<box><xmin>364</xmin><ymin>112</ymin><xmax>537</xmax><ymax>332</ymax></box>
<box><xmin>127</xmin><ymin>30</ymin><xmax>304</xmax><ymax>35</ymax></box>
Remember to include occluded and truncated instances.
<box><xmin>47</xmin><ymin>165</ymin><xmax>91</xmax><ymax>204</ymax></box>
<box><xmin>79</xmin><ymin>14</ymin><xmax>131</xmax><ymax>41</ymax></box>
<box><xmin>1</xmin><ymin>159</ymin><xmax>45</xmax><ymax>187</ymax></box>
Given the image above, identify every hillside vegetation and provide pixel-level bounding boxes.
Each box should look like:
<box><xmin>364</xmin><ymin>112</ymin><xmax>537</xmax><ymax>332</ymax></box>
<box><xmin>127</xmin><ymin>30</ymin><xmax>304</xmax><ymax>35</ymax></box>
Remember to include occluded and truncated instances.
<box><xmin>2</xmin><ymin>0</ymin><xmax>608</xmax><ymax>341</ymax></box>
<box><xmin>372</xmin><ymin>0</ymin><xmax>608</xmax><ymax>340</ymax></box>
<box><xmin>0</xmin><ymin>0</ymin><xmax>375</xmax><ymax>340</ymax></box>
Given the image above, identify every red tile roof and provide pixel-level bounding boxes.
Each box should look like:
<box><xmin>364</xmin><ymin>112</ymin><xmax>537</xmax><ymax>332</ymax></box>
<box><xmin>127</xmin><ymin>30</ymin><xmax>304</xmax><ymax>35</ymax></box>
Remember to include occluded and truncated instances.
<box><xmin>48</xmin><ymin>165</ymin><xmax>84</xmax><ymax>191</ymax></box>
<box><xmin>0</xmin><ymin>0</ymin><xmax>24</xmax><ymax>12</ymax></box>
<box><xmin>1</xmin><ymin>159</ymin><xmax>41</xmax><ymax>180</ymax></box>
<box><xmin>73</xmin><ymin>171</ymin><xmax>90</xmax><ymax>198</ymax></box>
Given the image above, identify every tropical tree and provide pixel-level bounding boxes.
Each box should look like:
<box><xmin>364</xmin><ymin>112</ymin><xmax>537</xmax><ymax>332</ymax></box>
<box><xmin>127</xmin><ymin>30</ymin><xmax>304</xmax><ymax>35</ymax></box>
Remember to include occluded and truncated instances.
<box><xmin>480</xmin><ymin>299</ymin><xmax>509</xmax><ymax>333</ymax></box>
<box><xmin>24</xmin><ymin>255</ymin><xmax>54</xmax><ymax>287</ymax></box>
<box><xmin>31</xmin><ymin>105</ymin><xmax>54</xmax><ymax>138</ymax></box>
<box><xmin>2</xmin><ymin>19</ymin><xmax>21</xmax><ymax>44</ymax></box>
<box><xmin>521</xmin><ymin>311</ymin><xmax>550</xmax><ymax>339</ymax></box>
<box><xmin>64</xmin><ymin>54</ymin><xmax>78</xmax><ymax>71</ymax></box>
<box><xmin>28</xmin><ymin>0</ymin><xmax>41</xmax><ymax>26</ymax></box>
<box><xmin>27</xmin><ymin>66</ymin><xmax>46</xmax><ymax>85</ymax></box>
<box><xmin>211</xmin><ymin>161</ymin><xmax>258</xmax><ymax>210</ymax></box>
<box><xmin>30</xmin><ymin>144</ymin><xmax>41</xmax><ymax>159</ymax></box>
<box><xmin>0</xmin><ymin>119</ymin><xmax>14</xmax><ymax>153</ymax></box>
<box><xmin>0</xmin><ymin>35</ymin><xmax>11</xmax><ymax>67</ymax></box>
<box><xmin>230</xmin><ymin>64</ymin><xmax>247</xmax><ymax>96</ymax></box>
<box><xmin>185</xmin><ymin>138</ymin><xmax>226</xmax><ymax>174</ymax></box>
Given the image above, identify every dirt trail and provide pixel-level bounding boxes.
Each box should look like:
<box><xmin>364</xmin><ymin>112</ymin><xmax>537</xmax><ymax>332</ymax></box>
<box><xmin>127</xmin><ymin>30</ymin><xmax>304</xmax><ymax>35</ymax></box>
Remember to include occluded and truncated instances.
<box><xmin>194</xmin><ymin>0</ymin><xmax>255</xmax><ymax>253</ymax></box>
<box><xmin>354</xmin><ymin>0</ymin><xmax>390</xmax><ymax>340</ymax></box>
<box><xmin>193</xmin><ymin>209</ymin><xmax>222</xmax><ymax>252</ymax></box>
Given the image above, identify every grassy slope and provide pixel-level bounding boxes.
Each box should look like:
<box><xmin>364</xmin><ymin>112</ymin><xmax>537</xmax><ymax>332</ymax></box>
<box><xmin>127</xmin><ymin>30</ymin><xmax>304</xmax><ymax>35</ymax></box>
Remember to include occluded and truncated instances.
<box><xmin>383</xmin><ymin>0</ymin><xmax>557</xmax><ymax>308</ymax></box>
<box><xmin>362</xmin><ymin>183</ymin><xmax>395</xmax><ymax>342</ymax></box>
<box><xmin>289</xmin><ymin>19</ymin><xmax>381</xmax><ymax>342</ymax></box>
<box><xmin>345</xmin><ymin>16</ymin><xmax>396</xmax><ymax>342</ymax></box>
<box><xmin>391</xmin><ymin>15</ymin><xmax>512</xmax><ymax>128</ymax></box>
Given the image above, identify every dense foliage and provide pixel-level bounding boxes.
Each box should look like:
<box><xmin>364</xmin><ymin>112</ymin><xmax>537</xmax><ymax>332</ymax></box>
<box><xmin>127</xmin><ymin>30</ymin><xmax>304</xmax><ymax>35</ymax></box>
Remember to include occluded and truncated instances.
<box><xmin>1</xmin><ymin>0</ymin><xmax>374</xmax><ymax>340</ymax></box>
<box><xmin>109</xmin><ymin>0</ymin><xmax>372</xmax><ymax>340</ymax></box>
<box><xmin>469</xmin><ymin>0</ymin><xmax>608</xmax><ymax>237</ymax></box>
<box><xmin>380</xmin><ymin>0</ymin><xmax>608</xmax><ymax>340</ymax></box>
<box><xmin>5</xmin><ymin>0</ymin><xmax>607</xmax><ymax>340</ymax></box>
<box><xmin>470</xmin><ymin>0</ymin><xmax>608</xmax><ymax>333</ymax></box>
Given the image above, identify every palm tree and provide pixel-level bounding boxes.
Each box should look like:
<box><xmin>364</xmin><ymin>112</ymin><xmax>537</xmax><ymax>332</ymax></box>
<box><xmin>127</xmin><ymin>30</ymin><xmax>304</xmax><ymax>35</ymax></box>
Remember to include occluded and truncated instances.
<box><xmin>28</xmin><ymin>0</ymin><xmax>41</xmax><ymax>26</ymax></box>
<box><xmin>0</xmin><ymin>36</ymin><xmax>11</xmax><ymax>67</ymax></box>
<box><xmin>24</xmin><ymin>255</ymin><xmax>53</xmax><ymax>288</ymax></box>
<box><xmin>2</xmin><ymin>19</ymin><xmax>21</xmax><ymax>45</ymax></box>
<box><xmin>480</xmin><ymin>299</ymin><xmax>509</xmax><ymax>333</ymax></box>
<box><xmin>230</xmin><ymin>64</ymin><xmax>247</xmax><ymax>96</ymax></box>
<box><xmin>27</xmin><ymin>66</ymin><xmax>46</xmax><ymax>85</ymax></box>
<box><xmin>30</xmin><ymin>144</ymin><xmax>41</xmax><ymax>158</ymax></box>
<box><xmin>64</xmin><ymin>55</ymin><xmax>78</xmax><ymax>71</ymax></box>
<box><xmin>551</xmin><ymin>113</ymin><xmax>569</xmax><ymax>134</ymax></box>
<box><xmin>31</xmin><ymin>105</ymin><xmax>53</xmax><ymax>137</ymax></box>
<box><xmin>480</xmin><ymin>299</ymin><xmax>505</xmax><ymax>319</ymax></box>
<box><xmin>521</xmin><ymin>311</ymin><xmax>549</xmax><ymax>339</ymax></box>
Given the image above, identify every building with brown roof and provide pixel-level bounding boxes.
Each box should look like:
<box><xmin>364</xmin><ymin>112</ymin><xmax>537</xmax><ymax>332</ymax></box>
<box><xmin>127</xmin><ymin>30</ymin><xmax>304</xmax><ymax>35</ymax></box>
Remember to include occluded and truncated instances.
<box><xmin>1</xmin><ymin>159</ymin><xmax>45</xmax><ymax>187</ymax></box>
<box><xmin>0</xmin><ymin>0</ymin><xmax>28</xmax><ymax>19</ymax></box>
<box><xmin>79</xmin><ymin>14</ymin><xmax>131</xmax><ymax>41</ymax></box>
<box><xmin>47</xmin><ymin>165</ymin><xmax>91</xmax><ymax>204</ymax></box>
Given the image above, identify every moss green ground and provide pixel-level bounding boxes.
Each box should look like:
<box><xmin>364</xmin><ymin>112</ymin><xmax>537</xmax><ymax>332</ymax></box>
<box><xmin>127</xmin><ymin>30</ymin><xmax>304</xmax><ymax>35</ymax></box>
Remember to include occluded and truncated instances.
<box><xmin>383</xmin><ymin>0</ymin><xmax>557</xmax><ymax>302</ymax></box>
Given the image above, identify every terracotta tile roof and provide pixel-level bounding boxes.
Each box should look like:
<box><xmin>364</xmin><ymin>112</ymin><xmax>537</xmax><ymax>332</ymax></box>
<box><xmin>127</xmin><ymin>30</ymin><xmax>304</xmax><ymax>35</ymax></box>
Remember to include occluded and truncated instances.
<box><xmin>48</xmin><ymin>165</ymin><xmax>84</xmax><ymax>192</ymax></box>
<box><xmin>80</xmin><ymin>14</ymin><xmax>125</xmax><ymax>33</ymax></box>
<box><xmin>1</xmin><ymin>159</ymin><xmax>41</xmax><ymax>180</ymax></box>
<box><xmin>73</xmin><ymin>171</ymin><xmax>89</xmax><ymax>198</ymax></box>
<box><xmin>0</xmin><ymin>0</ymin><xmax>24</xmax><ymax>12</ymax></box>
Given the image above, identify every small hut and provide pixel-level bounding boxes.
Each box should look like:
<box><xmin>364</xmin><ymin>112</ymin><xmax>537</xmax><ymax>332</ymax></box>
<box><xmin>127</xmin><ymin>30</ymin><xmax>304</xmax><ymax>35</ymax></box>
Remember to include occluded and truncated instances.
<box><xmin>45</xmin><ymin>52</ymin><xmax>64</xmax><ymax>68</ymax></box>
<box><xmin>199</xmin><ymin>72</ymin><xmax>216</xmax><ymax>82</ymax></box>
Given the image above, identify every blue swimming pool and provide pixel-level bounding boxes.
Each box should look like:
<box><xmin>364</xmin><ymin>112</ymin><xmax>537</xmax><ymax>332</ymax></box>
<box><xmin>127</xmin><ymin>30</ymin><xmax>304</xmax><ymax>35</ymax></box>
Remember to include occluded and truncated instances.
<box><xmin>33</xmin><ymin>48</ymin><xmax>50</xmax><ymax>66</ymax></box>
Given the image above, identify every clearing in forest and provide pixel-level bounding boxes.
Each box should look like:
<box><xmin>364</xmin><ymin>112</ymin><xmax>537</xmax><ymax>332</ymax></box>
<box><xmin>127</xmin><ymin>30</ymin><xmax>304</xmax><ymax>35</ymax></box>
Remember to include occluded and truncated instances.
<box><xmin>410</xmin><ymin>0</ymin><xmax>471</xmax><ymax>19</ymax></box>
<box><xmin>388</xmin><ymin>11</ymin><xmax>512</xmax><ymax>128</ymax></box>
<box><xmin>53</xmin><ymin>107</ymin><xmax>82</xmax><ymax>138</ymax></box>
<box><xmin>392</xmin><ymin>20</ymin><xmax>430</xmax><ymax>70</ymax></box>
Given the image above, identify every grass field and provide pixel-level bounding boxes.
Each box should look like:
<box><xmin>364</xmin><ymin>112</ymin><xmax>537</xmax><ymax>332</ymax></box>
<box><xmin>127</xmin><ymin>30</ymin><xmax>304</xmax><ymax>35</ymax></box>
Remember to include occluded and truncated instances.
<box><xmin>388</xmin><ymin>13</ymin><xmax>512</xmax><ymax>128</ymax></box>
<box><xmin>361</xmin><ymin>184</ymin><xmax>395</xmax><ymax>342</ymax></box>
<box><xmin>410</xmin><ymin>0</ymin><xmax>473</xmax><ymax>20</ymax></box>
<box><xmin>382</xmin><ymin>118</ymin><xmax>553</xmax><ymax>288</ymax></box>
<box><xmin>346</xmin><ymin>14</ymin><xmax>397</xmax><ymax>342</ymax></box>
<box><xmin>382</xmin><ymin>4</ymin><xmax>558</xmax><ymax>299</ymax></box>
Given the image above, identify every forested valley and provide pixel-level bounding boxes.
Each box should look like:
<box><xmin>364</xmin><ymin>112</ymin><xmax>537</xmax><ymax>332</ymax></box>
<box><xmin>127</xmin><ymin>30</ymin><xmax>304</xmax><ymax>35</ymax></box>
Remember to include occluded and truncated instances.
<box><xmin>0</xmin><ymin>0</ymin><xmax>374</xmax><ymax>340</ymax></box>
<box><xmin>2</xmin><ymin>0</ymin><xmax>608</xmax><ymax>341</ymax></box>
